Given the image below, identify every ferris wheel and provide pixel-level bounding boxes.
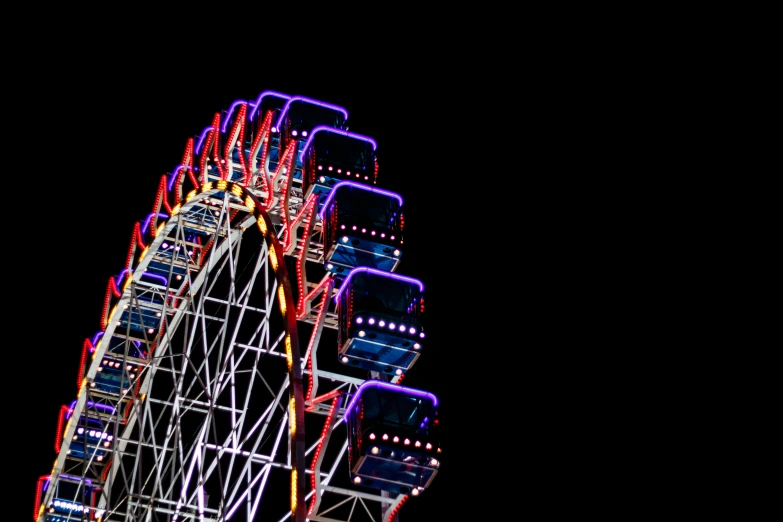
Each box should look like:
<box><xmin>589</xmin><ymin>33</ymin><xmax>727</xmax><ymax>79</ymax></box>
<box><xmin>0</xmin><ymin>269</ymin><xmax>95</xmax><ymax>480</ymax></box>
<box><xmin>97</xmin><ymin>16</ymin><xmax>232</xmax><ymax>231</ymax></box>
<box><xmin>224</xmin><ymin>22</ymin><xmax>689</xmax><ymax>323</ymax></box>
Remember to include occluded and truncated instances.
<box><xmin>33</xmin><ymin>90</ymin><xmax>443</xmax><ymax>522</ymax></box>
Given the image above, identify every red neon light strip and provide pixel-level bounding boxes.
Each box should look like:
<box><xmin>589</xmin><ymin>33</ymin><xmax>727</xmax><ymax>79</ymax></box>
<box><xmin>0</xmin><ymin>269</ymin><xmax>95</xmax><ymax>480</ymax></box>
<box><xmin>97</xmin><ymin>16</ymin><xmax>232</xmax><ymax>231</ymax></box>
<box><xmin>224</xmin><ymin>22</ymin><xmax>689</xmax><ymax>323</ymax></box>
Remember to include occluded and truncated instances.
<box><xmin>386</xmin><ymin>494</ymin><xmax>409</xmax><ymax>522</ymax></box>
<box><xmin>54</xmin><ymin>405</ymin><xmax>69</xmax><ymax>453</ymax></box>
<box><xmin>294</xmin><ymin>197</ymin><xmax>317</xmax><ymax>307</ymax></box>
<box><xmin>283</xmin><ymin>191</ymin><xmax>315</xmax><ymax>253</ymax></box>
<box><xmin>304</xmin><ymin>283</ymin><xmax>332</xmax><ymax>401</ymax></box>
<box><xmin>265</xmin><ymin>140</ymin><xmax>297</xmax><ymax>211</ymax></box>
<box><xmin>34</xmin><ymin>474</ymin><xmax>48</xmax><ymax>520</ymax></box>
<box><xmin>223</xmin><ymin>103</ymin><xmax>248</xmax><ymax>181</ymax></box>
<box><xmin>257</xmin><ymin>115</ymin><xmax>273</xmax><ymax>206</ymax></box>
<box><xmin>154</xmin><ymin>175</ymin><xmax>171</xmax><ymax>220</ymax></box>
<box><xmin>77</xmin><ymin>338</ymin><xmax>92</xmax><ymax>387</ymax></box>
<box><xmin>298</xmin><ymin>277</ymin><xmax>333</xmax><ymax>318</ymax></box>
<box><xmin>308</xmin><ymin>396</ymin><xmax>339</xmax><ymax>516</ymax></box>
<box><xmin>273</xmin><ymin>149</ymin><xmax>297</xmax><ymax>247</ymax></box>
<box><xmin>307</xmin><ymin>389</ymin><xmax>341</xmax><ymax>408</ymax></box>
<box><xmin>134</xmin><ymin>222</ymin><xmax>145</xmax><ymax>249</ymax></box>
<box><xmin>198</xmin><ymin>130</ymin><xmax>210</xmax><ymax>185</ymax></box>
<box><xmin>269</xmin><ymin>140</ymin><xmax>296</xmax><ymax>185</ymax></box>
<box><xmin>101</xmin><ymin>276</ymin><xmax>115</xmax><ymax>328</ymax></box>
<box><xmin>210</xmin><ymin>113</ymin><xmax>224</xmax><ymax>179</ymax></box>
<box><xmin>183</xmin><ymin>138</ymin><xmax>198</xmax><ymax>191</ymax></box>
<box><xmin>199</xmin><ymin>236</ymin><xmax>215</xmax><ymax>267</ymax></box>
<box><xmin>246</xmin><ymin>110</ymin><xmax>273</xmax><ymax>190</ymax></box>
<box><xmin>109</xmin><ymin>276</ymin><xmax>122</xmax><ymax>298</ymax></box>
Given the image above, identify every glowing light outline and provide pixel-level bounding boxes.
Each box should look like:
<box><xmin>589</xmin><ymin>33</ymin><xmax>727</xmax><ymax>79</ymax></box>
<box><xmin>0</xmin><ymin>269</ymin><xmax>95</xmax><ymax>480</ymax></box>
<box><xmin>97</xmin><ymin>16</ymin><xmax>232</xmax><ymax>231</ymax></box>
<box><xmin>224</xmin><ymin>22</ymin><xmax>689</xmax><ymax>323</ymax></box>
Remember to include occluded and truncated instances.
<box><xmin>142</xmin><ymin>212</ymin><xmax>169</xmax><ymax>233</ymax></box>
<box><xmin>250</xmin><ymin>90</ymin><xmax>292</xmax><ymax>121</ymax></box>
<box><xmin>317</xmin><ymin>181</ymin><xmax>403</xmax><ymax>219</ymax></box>
<box><xmin>66</xmin><ymin>400</ymin><xmax>117</xmax><ymax>419</ymax></box>
<box><xmin>273</xmin><ymin>96</ymin><xmax>348</xmax><ymax>133</ymax></box>
<box><xmin>334</xmin><ymin>267</ymin><xmax>424</xmax><ymax>303</ymax></box>
<box><xmin>344</xmin><ymin>380</ymin><xmax>438</xmax><ymax>418</ymax></box>
<box><xmin>56</xmin><ymin>473</ymin><xmax>94</xmax><ymax>486</ymax></box>
<box><xmin>300</xmin><ymin>126</ymin><xmax>377</xmax><ymax>159</ymax></box>
<box><xmin>221</xmin><ymin>100</ymin><xmax>248</xmax><ymax>133</ymax></box>
<box><xmin>167</xmin><ymin>165</ymin><xmax>184</xmax><ymax>191</ymax></box>
<box><xmin>195</xmin><ymin>126</ymin><xmax>214</xmax><ymax>155</ymax></box>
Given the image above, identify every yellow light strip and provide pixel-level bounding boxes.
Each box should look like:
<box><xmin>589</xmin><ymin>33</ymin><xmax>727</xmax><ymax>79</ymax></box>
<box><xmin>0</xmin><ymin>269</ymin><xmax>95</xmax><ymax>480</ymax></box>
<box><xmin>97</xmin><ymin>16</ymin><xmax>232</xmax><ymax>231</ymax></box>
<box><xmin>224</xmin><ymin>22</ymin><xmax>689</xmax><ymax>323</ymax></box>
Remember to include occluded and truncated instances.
<box><xmin>289</xmin><ymin>396</ymin><xmax>296</xmax><ymax>435</ymax></box>
<box><xmin>285</xmin><ymin>334</ymin><xmax>293</xmax><ymax>371</ymax></box>
<box><xmin>257</xmin><ymin>216</ymin><xmax>268</xmax><ymax>236</ymax></box>
<box><xmin>291</xmin><ymin>469</ymin><xmax>298</xmax><ymax>512</ymax></box>
<box><xmin>278</xmin><ymin>284</ymin><xmax>286</xmax><ymax>315</ymax></box>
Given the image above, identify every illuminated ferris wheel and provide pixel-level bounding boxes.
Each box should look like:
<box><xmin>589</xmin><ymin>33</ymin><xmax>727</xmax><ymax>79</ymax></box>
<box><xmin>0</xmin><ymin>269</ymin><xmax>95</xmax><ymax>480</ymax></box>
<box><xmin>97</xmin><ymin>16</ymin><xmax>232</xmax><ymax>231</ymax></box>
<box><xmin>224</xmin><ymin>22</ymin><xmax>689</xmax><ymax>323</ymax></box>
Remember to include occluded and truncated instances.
<box><xmin>33</xmin><ymin>91</ymin><xmax>443</xmax><ymax>522</ymax></box>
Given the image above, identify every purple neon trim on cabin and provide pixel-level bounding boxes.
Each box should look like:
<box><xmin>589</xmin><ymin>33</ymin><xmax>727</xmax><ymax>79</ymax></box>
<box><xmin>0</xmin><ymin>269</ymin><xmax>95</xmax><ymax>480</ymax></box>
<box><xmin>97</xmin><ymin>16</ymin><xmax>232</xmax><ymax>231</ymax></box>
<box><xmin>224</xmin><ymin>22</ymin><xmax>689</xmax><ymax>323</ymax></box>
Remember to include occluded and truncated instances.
<box><xmin>142</xmin><ymin>212</ymin><xmax>168</xmax><ymax>233</ymax></box>
<box><xmin>140</xmin><ymin>271</ymin><xmax>168</xmax><ymax>285</ymax></box>
<box><xmin>221</xmin><ymin>100</ymin><xmax>248</xmax><ymax>133</ymax></box>
<box><xmin>273</xmin><ymin>96</ymin><xmax>348</xmax><ymax>133</ymax></box>
<box><xmin>344</xmin><ymin>380</ymin><xmax>438</xmax><ymax>417</ymax></box>
<box><xmin>249</xmin><ymin>90</ymin><xmax>292</xmax><ymax>121</ymax></box>
<box><xmin>195</xmin><ymin>126</ymin><xmax>214</xmax><ymax>155</ymax></box>
<box><xmin>167</xmin><ymin>165</ymin><xmax>183</xmax><ymax>191</ymax></box>
<box><xmin>67</xmin><ymin>401</ymin><xmax>117</xmax><ymax>419</ymax></box>
<box><xmin>334</xmin><ymin>267</ymin><xmax>424</xmax><ymax>303</ymax></box>
<box><xmin>57</xmin><ymin>473</ymin><xmax>93</xmax><ymax>486</ymax></box>
<box><xmin>299</xmin><ymin>126</ymin><xmax>377</xmax><ymax>159</ymax></box>
<box><xmin>317</xmin><ymin>181</ymin><xmax>403</xmax><ymax>219</ymax></box>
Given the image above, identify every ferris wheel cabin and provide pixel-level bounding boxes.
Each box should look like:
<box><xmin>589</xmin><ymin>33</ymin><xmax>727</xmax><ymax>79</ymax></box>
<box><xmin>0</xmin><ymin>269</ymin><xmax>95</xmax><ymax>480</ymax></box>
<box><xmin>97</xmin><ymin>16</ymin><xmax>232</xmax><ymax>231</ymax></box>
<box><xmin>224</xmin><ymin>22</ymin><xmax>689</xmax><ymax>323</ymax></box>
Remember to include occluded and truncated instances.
<box><xmin>320</xmin><ymin>181</ymin><xmax>404</xmax><ymax>276</ymax></box>
<box><xmin>335</xmin><ymin>267</ymin><xmax>425</xmax><ymax>376</ymax></box>
<box><xmin>300</xmin><ymin>127</ymin><xmax>379</xmax><ymax>211</ymax></box>
<box><xmin>254</xmin><ymin>95</ymin><xmax>349</xmax><ymax>183</ymax></box>
<box><xmin>63</xmin><ymin>413</ymin><xmax>114</xmax><ymax>466</ymax></box>
<box><xmin>113</xmin><ymin>272</ymin><xmax>167</xmax><ymax>339</ymax></box>
<box><xmin>35</xmin><ymin>473</ymin><xmax>103</xmax><ymax>522</ymax></box>
<box><xmin>345</xmin><ymin>381</ymin><xmax>442</xmax><ymax>497</ymax></box>
<box><xmin>274</xmin><ymin>95</ymin><xmax>348</xmax><ymax>178</ymax></box>
<box><xmin>87</xmin><ymin>336</ymin><xmax>145</xmax><ymax>400</ymax></box>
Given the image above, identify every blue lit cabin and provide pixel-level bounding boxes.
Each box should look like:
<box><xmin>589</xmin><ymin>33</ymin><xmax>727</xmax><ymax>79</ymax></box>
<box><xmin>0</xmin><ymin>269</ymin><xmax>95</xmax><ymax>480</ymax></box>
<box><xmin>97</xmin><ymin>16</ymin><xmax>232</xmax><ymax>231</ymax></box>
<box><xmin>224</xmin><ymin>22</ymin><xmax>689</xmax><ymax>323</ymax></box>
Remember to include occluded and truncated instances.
<box><xmin>134</xmin><ymin>213</ymin><xmax>194</xmax><ymax>286</ymax></box>
<box><xmin>272</xmin><ymin>96</ymin><xmax>348</xmax><ymax>180</ymax></box>
<box><xmin>67</xmin><ymin>415</ymin><xmax>113</xmax><ymax>465</ymax></box>
<box><xmin>345</xmin><ymin>381</ymin><xmax>442</xmax><ymax>497</ymax></box>
<box><xmin>301</xmin><ymin>127</ymin><xmax>379</xmax><ymax>211</ymax></box>
<box><xmin>146</xmin><ymin>231</ymin><xmax>200</xmax><ymax>284</ymax></box>
<box><xmin>320</xmin><ymin>182</ymin><xmax>404</xmax><ymax>276</ymax></box>
<box><xmin>115</xmin><ymin>273</ymin><xmax>166</xmax><ymax>338</ymax></box>
<box><xmin>38</xmin><ymin>474</ymin><xmax>102</xmax><ymax>522</ymax></box>
<box><xmin>336</xmin><ymin>267</ymin><xmax>425</xmax><ymax>376</ymax></box>
<box><xmin>89</xmin><ymin>338</ymin><xmax>145</xmax><ymax>398</ymax></box>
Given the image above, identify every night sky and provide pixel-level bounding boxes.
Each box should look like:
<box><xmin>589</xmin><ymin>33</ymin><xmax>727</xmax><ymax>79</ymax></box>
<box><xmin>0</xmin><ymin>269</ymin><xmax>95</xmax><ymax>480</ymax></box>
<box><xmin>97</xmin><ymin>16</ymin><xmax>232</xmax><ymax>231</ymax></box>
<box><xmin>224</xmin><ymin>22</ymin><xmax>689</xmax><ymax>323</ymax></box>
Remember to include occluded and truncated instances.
<box><xmin>14</xmin><ymin>60</ymin><xmax>465</xmax><ymax>521</ymax></box>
